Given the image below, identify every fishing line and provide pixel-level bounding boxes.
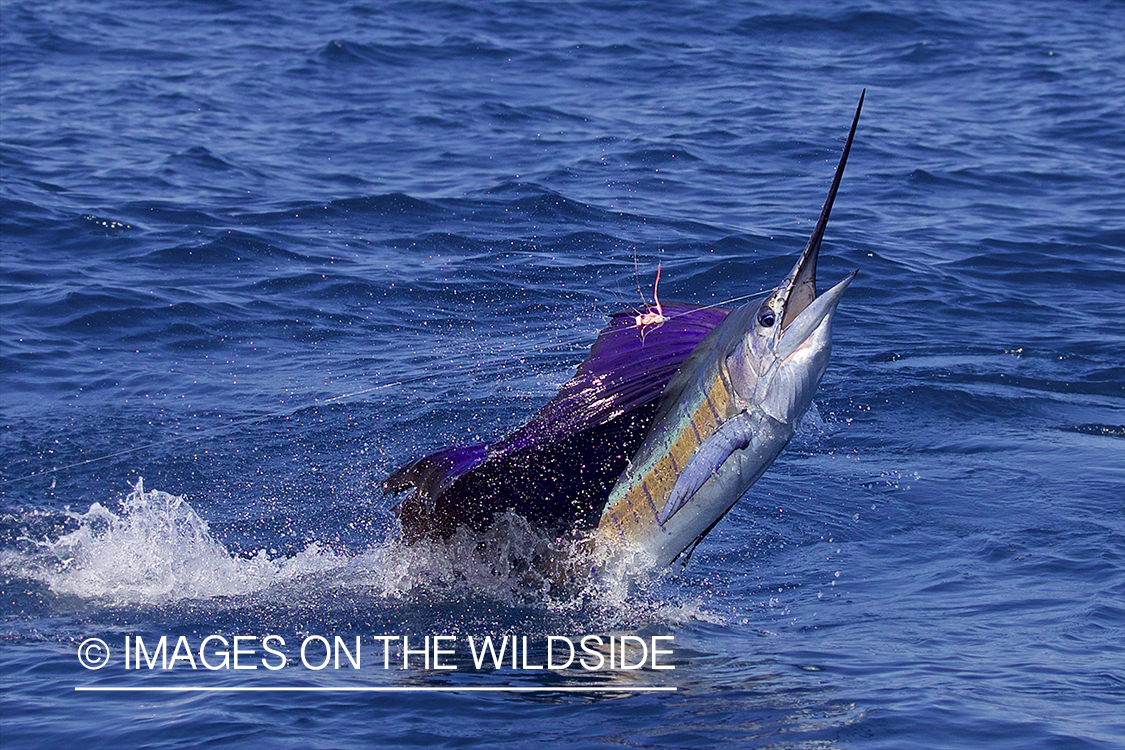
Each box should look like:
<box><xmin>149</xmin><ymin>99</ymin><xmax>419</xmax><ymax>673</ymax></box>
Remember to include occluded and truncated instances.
<box><xmin>0</xmin><ymin>381</ymin><xmax>407</xmax><ymax>487</ymax></box>
<box><xmin>0</xmin><ymin>349</ymin><xmax>568</xmax><ymax>487</ymax></box>
<box><xmin>666</xmin><ymin>290</ymin><xmax>771</xmax><ymax>319</ymax></box>
<box><xmin>1</xmin><ymin>285</ymin><xmax>772</xmax><ymax>487</ymax></box>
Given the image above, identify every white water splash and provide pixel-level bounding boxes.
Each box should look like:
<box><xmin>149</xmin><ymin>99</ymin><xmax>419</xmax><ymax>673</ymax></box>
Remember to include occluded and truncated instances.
<box><xmin>338</xmin><ymin>519</ymin><xmax>709</xmax><ymax>629</ymax></box>
<box><xmin>18</xmin><ymin>478</ymin><xmax>343</xmax><ymax>604</ymax></box>
<box><xmin>345</xmin><ymin>510</ymin><xmax>565</xmax><ymax>600</ymax></box>
<box><xmin>5</xmin><ymin>478</ymin><xmax>712</xmax><ymax>629</ymax></box>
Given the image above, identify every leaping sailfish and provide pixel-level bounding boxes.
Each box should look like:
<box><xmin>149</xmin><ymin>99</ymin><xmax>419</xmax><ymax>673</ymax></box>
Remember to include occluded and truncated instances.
<box><xmin>385</xmin><ymin>91</ymin><xmax>864</xmax><ymax>571</ymax></box>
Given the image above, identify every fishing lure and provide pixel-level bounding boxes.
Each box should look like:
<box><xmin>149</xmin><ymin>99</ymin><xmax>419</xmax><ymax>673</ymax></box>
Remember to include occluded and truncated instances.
<box><xmin>634</xmin><ymin>263</ymin><xmax>669</xmax><ymax>337</ymax></box>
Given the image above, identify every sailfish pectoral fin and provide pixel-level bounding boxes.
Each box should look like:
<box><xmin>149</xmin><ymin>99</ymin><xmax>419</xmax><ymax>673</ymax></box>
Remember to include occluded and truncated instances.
<box><xmin>658</xmin><ymin>413</ymin><xmax>757</xmax><ymax>525</ymax></box>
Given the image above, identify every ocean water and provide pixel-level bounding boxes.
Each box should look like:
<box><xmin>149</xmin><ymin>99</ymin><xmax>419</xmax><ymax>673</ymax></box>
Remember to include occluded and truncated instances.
<box><xmin>2</xmin><ymin>1</ymin><xmax>1123</xmax><ymax>748</ymax></box>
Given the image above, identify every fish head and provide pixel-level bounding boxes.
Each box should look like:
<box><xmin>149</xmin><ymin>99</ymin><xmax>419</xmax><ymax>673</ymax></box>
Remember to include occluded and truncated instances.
<box><xmin>738</xmin><ymin>258</ymin><xmax>856</xmax><ymax>424</ymax></box>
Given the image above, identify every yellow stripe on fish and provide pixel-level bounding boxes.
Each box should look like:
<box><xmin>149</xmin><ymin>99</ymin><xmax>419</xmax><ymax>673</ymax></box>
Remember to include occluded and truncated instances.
<box><xmin>601</xmin><ymin>371</ymin><xmax>736</xmax><ymax>541</ymax></box>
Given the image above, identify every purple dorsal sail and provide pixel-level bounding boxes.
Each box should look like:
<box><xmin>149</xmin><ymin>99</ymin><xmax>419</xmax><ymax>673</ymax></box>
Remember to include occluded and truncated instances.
<box><xmin>384</xmin><ymin>302</ymin><xmax>731</xmax><ymax>540</ymax></box>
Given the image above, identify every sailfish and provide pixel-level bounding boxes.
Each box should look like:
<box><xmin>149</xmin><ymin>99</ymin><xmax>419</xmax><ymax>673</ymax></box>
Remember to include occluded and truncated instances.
<box><xmin>385</xmin><ymin>92</ymin><xmax>864</xmax><ymax>570</ymax></box>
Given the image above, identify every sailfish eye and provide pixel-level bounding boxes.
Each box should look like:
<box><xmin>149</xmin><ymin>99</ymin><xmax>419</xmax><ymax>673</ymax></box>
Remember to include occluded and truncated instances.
<box><xmin>757</xmin><ymin>305</ymin><xmax>776</xmax><ymax>328</ymax></box>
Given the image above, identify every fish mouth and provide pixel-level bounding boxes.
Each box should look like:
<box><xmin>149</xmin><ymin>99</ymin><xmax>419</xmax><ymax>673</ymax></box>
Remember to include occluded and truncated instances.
<box><xmin>778</xmin><ymin>90</ymin><xmax>865</xmax><ymax>330</ymax></box>
<box><xmin>776</xmin><ymin>269</ymin><xmax>856</xmax><ymax>362</ymax></box>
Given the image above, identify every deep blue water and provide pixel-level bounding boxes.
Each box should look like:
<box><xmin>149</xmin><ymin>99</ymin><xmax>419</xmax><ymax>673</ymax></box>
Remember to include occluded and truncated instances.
<box><xmin>2</xmin><ymin>1</ymin><xmax>1123</xmax><ymax>748</ymax></box>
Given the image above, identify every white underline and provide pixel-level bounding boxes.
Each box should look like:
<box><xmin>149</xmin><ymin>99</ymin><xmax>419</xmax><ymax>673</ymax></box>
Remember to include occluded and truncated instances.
<box><xmin>75</xmin><ymin>685</ymin><xmax>677</xmax><ymax>693</ymax></box>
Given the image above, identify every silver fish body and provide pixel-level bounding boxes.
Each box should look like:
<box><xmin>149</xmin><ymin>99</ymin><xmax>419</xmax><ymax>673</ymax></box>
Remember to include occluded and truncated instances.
<box><xmin>595</xmin><ymin>92</ymin><xmax>864</xmax><ymax>569</ymax></box>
